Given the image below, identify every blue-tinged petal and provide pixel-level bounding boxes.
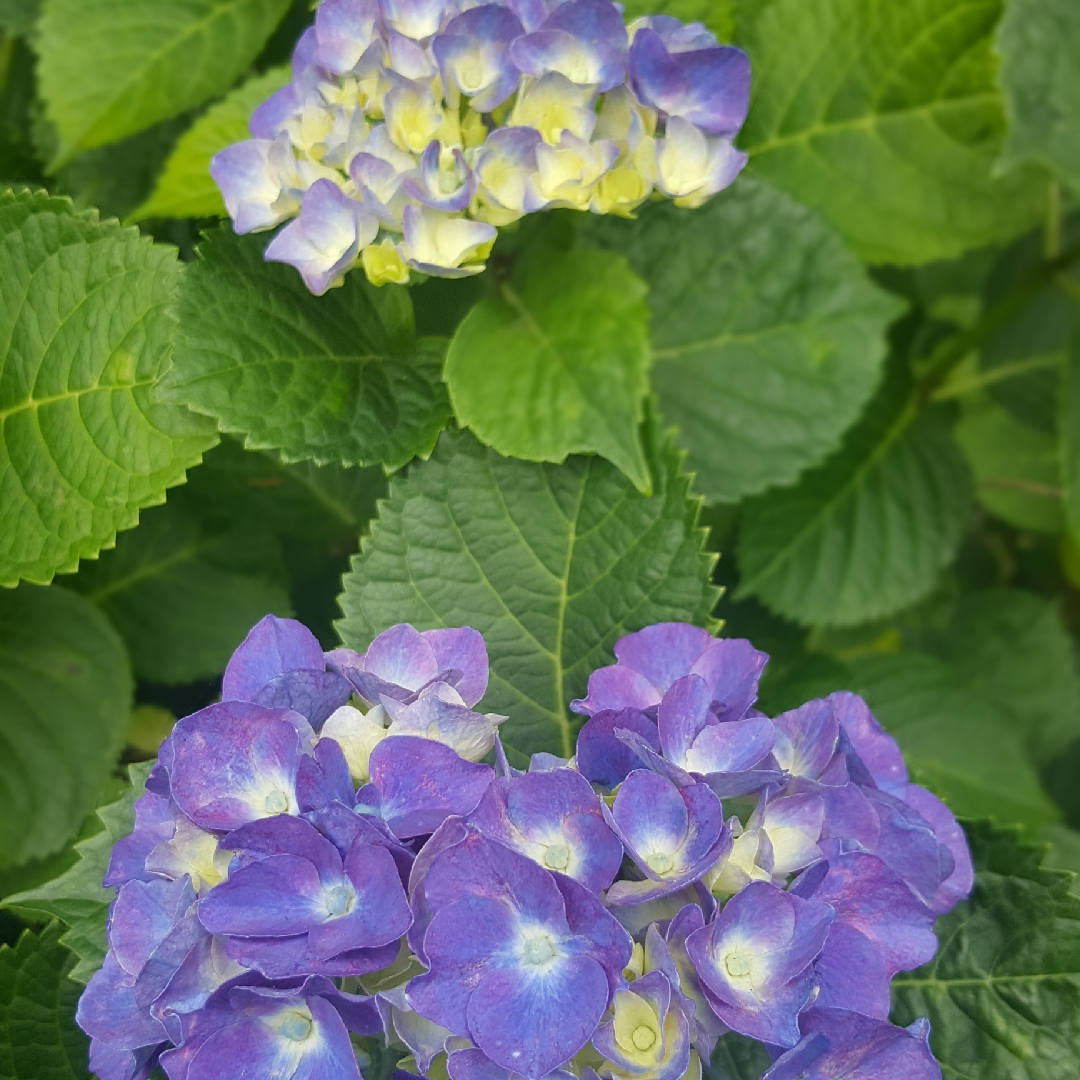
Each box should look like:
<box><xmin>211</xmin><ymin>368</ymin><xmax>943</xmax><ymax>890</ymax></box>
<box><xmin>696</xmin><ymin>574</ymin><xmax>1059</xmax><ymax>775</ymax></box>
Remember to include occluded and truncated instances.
<box><xmin>831</xmin><ymin>693</ymin><xmax>907</xmax><ymax>795</ymax></box>
<box><xmin>689</xmin><ymin>639</ymin><xmax>768</xmax><ymax>722</ymax></box>
<box><xmin>628</xmin><ymin>31</ymin><xmax>749</xmax><ymax>137</ymax></box>
<box><xmin>358</xmin><ymin>736</ymin><xmax>494</xmax><ymax>837</ymax></box>
<box><xmin>77</xmin><ymin>952</ymin><xmax>167</xmax><ymax>1051</ymax></box>
<box><xmin>252</xmin><ymin>670</ymin><xmax>353</xmax><ymax>730</ymax></box>
<box><xmin>404</xmin><ymin>140</ymin><xmax>478</xmax><ymax>211</ymax></box>
<box><xmin>405</xmin><ymin>815</ymin><xmax>470</xmax><ymax>960</ymax></box>
<box><xmin>210</xmin><ymin>137</ymin><xmax>301</xmax><ymax>234</ymax></box>
<box><xmin>401</xmin><ymin>206</ymin><xmax>497</xmax><ymax>278</ymax></box>
<box><xmin>222</xmin><ymin>814</ymin><xmax>343</xmax><ymax>883</ymax></box>
<box><xmin>163</xmin><ymin>701</ymin><xmax>313</xmax><ymax>831</ymax></box>
<box><xmin>315</xmin><ymin>0</ymin><xmax>381</xmax><ymax>73</ymax></box>
<box><xmin>89</xmin><ymin>1041</ymin><xmax>161</xmax><ymax>1080</ymax></box>
<box><xmin>423</xmin><ymin>627</ymin><xmax>490</xmax><ymax>706</ymax></box>
<box><xmin>433</xmin><ymin>5</ymin><xmax>524</xmax><ymax>112</ymax></box>
<box><xmin>684</xmin><ymin>717</ymin><xmax>776</xmax><ymax>776</ymax></box>
<box><xmin>104</xmin><ymin>789</ymin><xmax>175</xmax><ymax>887</ymax></box>
<box><xmin>511</xmin><ymin>0</ymin><xmax>627</xmax><ymax>91</ymax></box>
<box><xmin>685</xmin><ymin>881</ymin><xmax>833</xmax><ymax>1047</ymax></box>
<box><xmin>571</xmin><ymin>665</ymin><xmax>662</xmax><ymax>717</ymax></box>
<box><xmin>902</xmin><ymin>785</ymin><xmax>972</xmax><ymax>914</ymax></box>
<box><xmin>762</xmin><ymin>1008</ymin><xmax>942</xmax><ymax>1080</ymax></box>
<box><xmin>198</xmin><ymin>854</ymin><xmax>333</xmax><ymax>938</ymax></box>
<box><xmin>368</xmin><ymin>626</ymin><xmax>441</xmax><ymax>690</ymax></box>
<box><xmin>150</xmin><ymin>935</ymin><xmax>246</xmax><ymax>1036</ymax></box>
<box><xmin>308</xmin><ymin>842</ymin><xmax>412</xmax><ymax>957</ymax></box>
<box><xmin>297</xmin><ymin>737</ymin><xmax>357</xmax><ymax>812</ymax></box>
<box><xmin>863</xmin><ymin>788</ymin><xmax>945</xmax><ymax>908</ymax></box>
<box><xmin>383</xmin><ymin>681</ymin><xmax>506</xmax><ymax>763</ymax></box>
<box><xmin>628</xmin><ymin>16</ymin><xmax>716</xmax><ymax>53</ymax></box>
<box><xmin>550</xmin><ymin>871</ymin><xmax>632</xmax><ymax>995</ymax></box>
<box><xmin>448</xmin><ymin>1047</ymin><xmax>578</xmax><ymax>1080</ymax></box>
<box><xmin>614</xmin><ymin>624</ymin><xmax>714</xmax><ymax>697</ymax></box>
<box><xmin>790</xmin><ymin>851</ymin><xmax>936</xmax><ymax>978</ymax></box>
<box><xmin>109</xmin><ymin>877</ymin><xmax>196</xmax><ymax>979</ymax></box>
<box><xmin>473</xmin><ymin>125</ymin><xmax>547</xmax><ymax>224</ymax></box>
<box><xmin>379</xmin><ymin>0</ymin><xmax>455</xmax><ymax>40</ymax></box>
<box><xmin>223</xmin><ymin>615</ymin><xmax>326</xmax><ymax>702</ymax></box>
<box><xmin>379</xmin><ymin>987</ymin><xmax>453</xmax><ymax>1074</ymax></box>
<box><xmin>576</xmin><ymin>708</ymin><xmax>658</xmax><ymax>788</ymax></box>
<box><xmin>761</xmin><ymin>792</ymin><xmax>823</xmax><ymax>877</ymax></box>
<box><xmin>250</xmin><ymin>82</ymin><xmax>300</xmax><ymax>139</ymax></box>
<box><xmin>611</xmin><ymin>770</ymin><xmax>690</xmax><ymax>875</ymax></box>
<box><xmin>308</xmin><ymin>799</ymin><xmax>415</xmax><ymax>882</ymax></box>
<box><xmin>468</xmin><ymin>954</ymin><xmax>611</xmax><ymax>1079</ymax></box>
<box><xmin>809</xmin><ymin>923</ymin><xmax>891</xmax><ymax>1019</ymax></box>
<box><xmin>771</xmin><ymin>699</ymin><xmax>839</xmax><ymax>780</ymax></box>
<box><xmin>653</xmin><ymin>117</ymin><xmax>745</xmax><ymax>208</ymax></box>
<box><xmin>223</xmin><ymin>934</ymin><xmax>399</xmax><ymax>980</ymax></box>
<box><xmin>657</xmin><ymin>674</ymin><xmax>712</xmax><ymax>767</ymax></box>
<box><xmin>265</xmin><ymin>179</ymin><xmax>378</xmax><ymax>295</ymax></box>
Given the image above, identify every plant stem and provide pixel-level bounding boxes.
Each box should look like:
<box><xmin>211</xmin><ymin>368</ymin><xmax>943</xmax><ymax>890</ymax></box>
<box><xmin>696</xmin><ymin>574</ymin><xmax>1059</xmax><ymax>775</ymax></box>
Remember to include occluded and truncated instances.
<box><xmin>931</xmin><ymin>354</ymin><xmax>1062</xmax><ymax>402</ymax></box>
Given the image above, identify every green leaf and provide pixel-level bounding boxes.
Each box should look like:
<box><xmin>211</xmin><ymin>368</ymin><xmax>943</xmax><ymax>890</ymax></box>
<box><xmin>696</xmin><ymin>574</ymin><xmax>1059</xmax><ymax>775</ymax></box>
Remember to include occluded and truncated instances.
<box><xmin>0</xmin><ymin>922</ymin><xmax>89</xmax><ymax>1079</ymax></box>
<box><xmin>0</xmin><ymin>585</ymin><xmax>131</xmax><ymax>871</ymax></box>
<box><xmin>954</xmin><ymin>403</ymin><xmax>1064</xmax><ymax>533</ymax></box>
<box><xmin>0</xmin><ymin>189</ymin><xmax>218</xmax><ymax>587</ymax></box>
<box><xmin>580</xmin><ymin>181</ymin><xmax>902</xmax><ymax>503</ymax></box>
<box><xmin>932</xmin><ymin>588</ymin><xmax>1080</xmax><ymax>762</ymax></box>
<box><xmin>978</xmin><ymin>224</ymin><xmax>1079</xmax><ymax>432</ymax></box>
<box><xmin>735</xmin><ymin>0</ymin><xmax>1047</xmax><ymax>264</ymax></box>
<box><xmin>997</xmin><ymin>0</ymin><xmax>1080</xmax><ymax>190</ymax></box>
<box><xmin>735</xmin><ymin>370</ymin><xmax>973</xmax><ymax>628</ymax></box>
<box><xmin>37</xmin><ymin>0</ymin><xmax>293</xmax><ymax>166</ymax></box>
<box><xmin>336</xmin><ymin>424</ymin><xmax>719</xmax><ymax>758</ymax></box>
<box><xmin>849</xmin><ymin>653</ymin><xmax>1058</xmax><ymax>831</ymax></box>
<box><xmin>891</xmin><ymin>821</ymin><xmax>1080</xmax><ymax>1079</ymax></box>
<box><xmin>707</xmin><ymin>1033</ymin><xmax>770</xmax><ymax>1080</ymax></box>
<box><xmin>65</xmin><ymin>497</ymin><xmax>292</xmax><ymax>685</ymax></box>
<box><xmin>131</xmin><ymin>65</ymin><xmax>290</xmax><ymax>222</ymax></box>
<box><xmin>0</xmin><ymin>0</ymin><xmax>39</xmax><ymax>36</ymax></box>
<box><xmin>4</xmin><ymin>764</ymin><xmax>148</xmax><ymax>983</ymax></box>
<box><xmin>1041</xmin><ymin>823</ymin><xmax>1080</xmax><ymax>898</ymax></box>
<box><xmin>183</xmin><ymin>437</ymin><xmax>388</xmax><ymax>539</ymax></box>
<box><xmin>1062</xmin><ymin>337</ymin><xmax>1080</xmax><ymax>539</ymax></box>
<box><xmin>445</xmin><ymin>249</ymin><xmax>651</xmax><ymax>493</ymax></box>
<box><xmin>162</xmin><ymin>227</ymin><xmax>451</xmax><ymax>471</ymax></box>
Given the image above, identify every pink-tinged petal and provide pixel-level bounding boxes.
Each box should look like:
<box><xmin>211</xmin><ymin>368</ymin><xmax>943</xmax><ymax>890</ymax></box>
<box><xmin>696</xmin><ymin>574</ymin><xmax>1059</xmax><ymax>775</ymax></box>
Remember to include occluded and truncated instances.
<box><xmin>223</xmin><ymin>615</ymin><xmax>326</xmax><ymax>701</ymax></box>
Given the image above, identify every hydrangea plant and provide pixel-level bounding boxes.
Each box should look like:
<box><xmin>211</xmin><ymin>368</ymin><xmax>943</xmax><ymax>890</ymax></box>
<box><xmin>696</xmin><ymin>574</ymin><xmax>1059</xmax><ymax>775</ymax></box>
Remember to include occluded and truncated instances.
<box><xmin>78</xmin><ymin>615</ymin><xmax>971</xmax><ymax>1080</ymax></box>
<box><xmin>210</xmin><ymin>0</ymin><xmax>750</xmax><ymax>290</ymax></box>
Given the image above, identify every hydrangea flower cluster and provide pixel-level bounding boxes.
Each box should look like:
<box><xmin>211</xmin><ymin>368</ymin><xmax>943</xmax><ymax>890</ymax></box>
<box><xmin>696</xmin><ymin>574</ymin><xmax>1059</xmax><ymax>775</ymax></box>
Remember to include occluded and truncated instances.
<box><xmin>79</xmin><ymin>616</ymin><xmax>972</xmax><ymax>1080</ymax></box>
<box><xmin>210</xmin><ymin>0</ymin><xmax>750</xmax><ymax>292</ymax></box>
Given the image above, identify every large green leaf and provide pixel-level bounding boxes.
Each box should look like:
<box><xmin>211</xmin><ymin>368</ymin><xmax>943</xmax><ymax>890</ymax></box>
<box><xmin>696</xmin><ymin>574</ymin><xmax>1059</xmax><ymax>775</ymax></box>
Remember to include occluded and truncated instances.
<box><xmin>184</xmin><ymin>437</ymin><xmax>388</xmax><ymax>539</ymax></box>
<box><xmin>162</xmin><ymin>228</ymin><xmax>451</xmax><ymax>471</ymax></box>
<box><xmin>0</xmin><ymin>0</ymin><xmax>39</xmax><ymax>35</ymax></box>
<box><xmin>850</xmin><ymin>653</ymin><xmax>1057</xmax><ymax>831</ymax></box>
<box><xmin>954</xmin><ymin>403</ymin><xmax>1064</xmax><ymax>533</ymax></box>
<box><xmin>932</xmin><ymin>589</ymin><xmax>1080</xmax><ymax>763</ymax></box>
<box><xmin>978</xmin><ymin>224</ymin><xmax>1080</xmax><ymax>432</ymax></box>
<box><xmin>0</xmin><ymin>922</ymin><xmax>88</xmax><ymax>1080</ymax></box>
<box><xmin>997</xmin><ymin>0</ymin><xmax>1080</xmax><ymax>191</ymax></box>
<box><xmin>337</xmin><ymin>425</ymin><xmax>719</xmax><ymax>758</ymax></box>
<box><xmin>735</xmin><ymin>0</ymin><xmax>1046</xmax><ymax>264</ymax></box>
<box><xmin>0</xmin><ymin>190</ymin><xmax>218</xmax><ymax>587</ymax></box>
<box><xmin>37</xmin><ymin>0</ymin><xmax>292</xmax><ymax>167</ymax></box>
<box><xmin>66</xmin><ymin>497</ymin><xmax>292</xmax><ymax>685</ymax></box>
<box><xmin>1063</xmin><ymin>338</ymin><xmax>1080</xmax><ymax>540</ymax></box>
<box><xmin>735</xmin><ymin>371</ymin><xmax>972</xmax><ymax>628</ymax></box>
<box><xmin>131</xmin><ymin>65</ymin><xmax>290</xmax><ymax>222</ymax></box>
<box><xmin>5</xmin><ymin>764</ymin><xmax>147</xmax><ymax>983</ymax></box>
<box><xmin>445</xmin><ymin>249</ymin><xmax>651</xmax><ymax>493</ymax></box>
<box><xmin>580</xmin><ymin>182</ymin><xmax>902</xmax><ymax>503</ymax></box>
<box><xmin>0</xmin><ymin>585</ymin><xmax>130</xmax><ymax>870</ymax></box>
<box><xmin>891</xmin><ymin>822</ymin><xmax>1080</xmax><ymax>1079</ymax></box>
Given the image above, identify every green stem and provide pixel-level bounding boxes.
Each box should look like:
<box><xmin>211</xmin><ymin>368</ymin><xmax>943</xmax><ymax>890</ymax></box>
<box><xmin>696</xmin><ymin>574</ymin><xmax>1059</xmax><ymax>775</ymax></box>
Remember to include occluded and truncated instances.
<box><xmin>931</xmin><ymin>353</ymin><xmax>1062</xmax><ymax>402</ymax></box>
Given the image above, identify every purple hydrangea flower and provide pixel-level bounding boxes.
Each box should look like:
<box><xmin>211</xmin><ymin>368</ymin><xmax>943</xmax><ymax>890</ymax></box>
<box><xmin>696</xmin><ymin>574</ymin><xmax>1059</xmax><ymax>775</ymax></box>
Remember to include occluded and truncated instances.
<box><xmin>158</xmin><ymin>977</ymin><xmax>380</xmax><ymax>1080</ymax></box>
<box><xmin>510</xmin><ymin>0</ymin><xmax>628</xmax><ymax>92</ymax></box>
<box><xmin>592</xmin><ymin>969</ymin><xmax>692</xmax><ymax>1080</ymax></box>
<box><xmin>902</xmin><ymin>784</ymin><xmax>973</xmax><ymax>914</ymax></box>
<box><xmin>403</xmin><ymin>141</ymin><xmax>478</xmax><ymax>211</ymax></box>
<box><xmin>628</xmin><ymin>30</ymin><xmax>750</xmax><ymax>137</ymax></box>
<box><xmin>356</xmin><ymin>735</ymin><xmax>495</xmax><ymax>838</ymax></box>
<box><xmin>222</xmin><ymin>614</ymin><xmax>353</xmax><ymax>730</ymax></box>
<box><xmin>314</xmin><ymin>0</ymin><xmax>381</xmax><ymax>73</ymax></box>
<box><xmin>433</xmin><ymin>5</ymin><xmax>525</xmax><ymax>112</ymax></box>
<box><xmin>161</xmin><ymin>700</ymin><xmax>317</xmax><ymax>831</ymax></box>
<box><xmin>686</xmin><ymin>881</ymin><xmax>834</xmax><ymax>1047</ymax></box>
<box><xmin>407</xmin><ymin>832</ymin><xmax>632</xmax><ymax>1078</ymax></box>
<box><xmin>265</xmin><ymin>179</ymin><xmax>379</xmax><ymax>295</ymax></box>
<box><xmin>327</xmin><ymin>623</ymin><xmax>490</xmax><ymax>708</ymax></box>
<box><xmin>763</xmin><ymin>1009</ymin><xmax>942</xmax><ymax>1080</ymax></box>
<box><xmin>575</xmin><ymin>707</ymin><xmax>660</xmax><ymax>789</ymax></box>
<box><xmin>197</xmin><ymin>814</ymin><xmax>411</xmax><ymax>971</ymax></box>
<box><xmin>604</xmin><ymin>770</ymin><xmax>730</xmax><ymax>905</ymax></box>
<box><xmin>466</xmin><ymin>768</ymin><xmax>624</xmax><ymax>892</ymax></box>
<box><xmin>790</xmin><ymin>851</ymin><xmax>936</xmax><ymax>1020</ymax></box>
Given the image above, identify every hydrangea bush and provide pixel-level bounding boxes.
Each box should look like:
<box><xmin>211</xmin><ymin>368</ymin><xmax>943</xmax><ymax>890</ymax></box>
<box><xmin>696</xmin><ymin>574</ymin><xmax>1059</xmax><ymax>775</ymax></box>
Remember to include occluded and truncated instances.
<box><xmin>77</xmin><ymin>615</ymin><xmax>972</xmax><ymax>1080</ymax></box>
<box><xmin>210</xmin><ymin>0</ymin><xmax>750</xmax><ymax>290</ymax></box>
